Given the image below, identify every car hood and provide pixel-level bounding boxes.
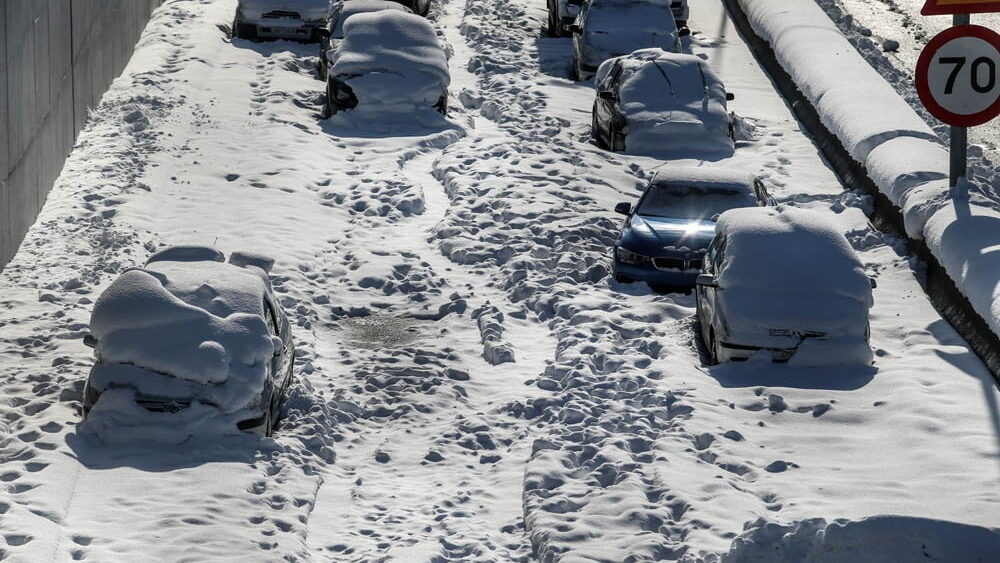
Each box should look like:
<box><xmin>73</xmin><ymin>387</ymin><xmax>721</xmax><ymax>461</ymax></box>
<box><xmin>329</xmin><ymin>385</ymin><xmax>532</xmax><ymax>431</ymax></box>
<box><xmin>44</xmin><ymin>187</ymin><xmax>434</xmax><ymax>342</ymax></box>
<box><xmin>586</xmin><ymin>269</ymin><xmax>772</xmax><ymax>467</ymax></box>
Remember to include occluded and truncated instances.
<box><xmin>239</xmin><ymin>0</ymin><xmax>330</xmax><ymax>20</ymax></box>
<box><xmin>618</xmin><ymin>215</ymin><xmax>716</xmax><ymax>254</ymax></box>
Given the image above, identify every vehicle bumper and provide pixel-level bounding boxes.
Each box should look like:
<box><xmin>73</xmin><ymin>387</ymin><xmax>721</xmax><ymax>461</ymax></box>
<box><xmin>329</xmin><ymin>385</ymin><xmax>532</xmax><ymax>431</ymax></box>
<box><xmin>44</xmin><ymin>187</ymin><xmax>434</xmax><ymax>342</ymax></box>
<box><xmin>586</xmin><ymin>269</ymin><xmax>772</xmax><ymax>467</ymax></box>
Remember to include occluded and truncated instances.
<box><xmin>235</xmin><ymin>16</ymin><xmax>325</xmax><ymax>41</ymax></box>
<box><xmin>718</xmin><ymin>335</ymin><xmax>872</xmax><ymax>365</ymax></box>
<box><xmin>613</xmin><ymin>259</ymin><xmax>699</xmax><ymax>287</ymax></box>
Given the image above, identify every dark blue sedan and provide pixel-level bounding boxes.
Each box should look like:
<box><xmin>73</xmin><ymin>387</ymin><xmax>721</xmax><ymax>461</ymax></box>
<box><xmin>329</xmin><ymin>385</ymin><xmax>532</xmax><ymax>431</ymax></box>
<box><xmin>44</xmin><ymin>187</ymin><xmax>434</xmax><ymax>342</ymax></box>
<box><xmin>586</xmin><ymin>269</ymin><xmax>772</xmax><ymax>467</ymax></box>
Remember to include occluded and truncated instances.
<box><xmin>612</xmin><ymin>168</ymin><xmax>775</xmax><ymax>291</ymax></box>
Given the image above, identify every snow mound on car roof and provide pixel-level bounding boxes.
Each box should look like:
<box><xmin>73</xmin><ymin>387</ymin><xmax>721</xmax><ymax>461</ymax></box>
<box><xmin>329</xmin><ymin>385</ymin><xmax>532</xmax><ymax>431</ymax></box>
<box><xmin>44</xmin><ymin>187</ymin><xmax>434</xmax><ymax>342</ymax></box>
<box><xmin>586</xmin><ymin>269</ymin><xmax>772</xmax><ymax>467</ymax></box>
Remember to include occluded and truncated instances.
<box><xmin>611</xmin><ymin>50</ymin><xmax>732</xmax><ymax>157</ymax></box>
<box><xmin>716</xmin><ymin>516</ymin><xmax>1000</xmax><ymax>563</ymax></box>
<box><xmin>331</xmin><ymin>11</ymin><xmax>449</xmax><ymax>112</ymax></box>
<box><xmin>331</xmin><ymin>0</ymin><xmax>411</xmax><ymax>38</ymax></box>
<box><xmin>715</xmin><ymin>206</ymin><xmax>871</xmax><ymax>303</ymax></box>
<box><xmin>90</xmin><ymin>259</ymin><xmax>279</xmax><ymax>386</ymax></box>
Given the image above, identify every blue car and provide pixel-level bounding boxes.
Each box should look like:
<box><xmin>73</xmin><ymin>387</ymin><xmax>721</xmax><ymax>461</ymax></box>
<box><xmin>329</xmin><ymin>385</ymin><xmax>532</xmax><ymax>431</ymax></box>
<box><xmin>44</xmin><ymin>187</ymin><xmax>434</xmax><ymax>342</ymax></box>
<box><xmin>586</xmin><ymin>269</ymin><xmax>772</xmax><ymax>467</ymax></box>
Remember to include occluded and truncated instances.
<box><xmin>612</xmin><ymin>168</ymin><xmax>775</xmax><ymax>291</ymax></box>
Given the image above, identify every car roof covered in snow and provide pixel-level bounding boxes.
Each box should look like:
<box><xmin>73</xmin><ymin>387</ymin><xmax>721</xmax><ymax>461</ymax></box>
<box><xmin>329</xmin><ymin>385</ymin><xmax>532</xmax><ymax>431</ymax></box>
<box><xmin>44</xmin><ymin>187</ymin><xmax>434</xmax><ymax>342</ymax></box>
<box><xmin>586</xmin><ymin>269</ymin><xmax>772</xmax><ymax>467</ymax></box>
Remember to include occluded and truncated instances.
<box><xmin>332</xmin><ymin>11</ymin><xmax>447</xmax><ymax>82</ymax></box>
<box><xmin>330</xmin><ymin>0</ymin><xmax>412</xmax><ymax>38</ymax></box>
<box><xmin>715</xmin><ymin>206</ymin><xmax>871</xmax><ymax>302</ymax></box>
<box><xmin>649</xmin><ymin>167</ymin><xmax>756</xmax><ymax>194</ymax></box>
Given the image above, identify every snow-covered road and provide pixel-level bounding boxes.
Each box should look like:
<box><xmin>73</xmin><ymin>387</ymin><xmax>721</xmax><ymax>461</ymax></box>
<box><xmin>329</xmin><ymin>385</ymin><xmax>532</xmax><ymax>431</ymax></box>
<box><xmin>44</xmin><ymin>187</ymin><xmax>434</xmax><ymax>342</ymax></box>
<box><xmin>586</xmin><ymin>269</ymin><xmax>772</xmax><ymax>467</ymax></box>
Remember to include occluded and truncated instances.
<box><xmin>0</xmin><ymin>0</ymin><xmax>997</xmax><ymax>561</ymax></box>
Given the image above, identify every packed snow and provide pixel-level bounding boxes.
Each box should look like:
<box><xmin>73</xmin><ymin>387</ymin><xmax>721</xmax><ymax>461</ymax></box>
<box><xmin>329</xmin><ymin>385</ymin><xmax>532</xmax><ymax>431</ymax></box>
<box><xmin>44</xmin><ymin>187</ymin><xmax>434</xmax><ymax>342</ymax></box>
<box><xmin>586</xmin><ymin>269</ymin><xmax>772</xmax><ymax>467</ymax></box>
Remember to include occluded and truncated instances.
<box><xmin>0</xmin><ymin>0</ymin><xmax>996</xmax><ymax>561</ymax></box>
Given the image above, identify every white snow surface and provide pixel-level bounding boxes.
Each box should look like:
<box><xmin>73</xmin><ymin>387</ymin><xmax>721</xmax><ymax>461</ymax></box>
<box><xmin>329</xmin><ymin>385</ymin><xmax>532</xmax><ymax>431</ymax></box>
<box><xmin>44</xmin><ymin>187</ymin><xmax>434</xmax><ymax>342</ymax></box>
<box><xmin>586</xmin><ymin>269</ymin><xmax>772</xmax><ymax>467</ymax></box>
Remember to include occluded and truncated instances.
<box><xmin>331</xmin><ymin>11</ymin><xmax>449</xmax><ymax>112</ymax></box>
<box><xmin>604</xmin><ymin>49</ymin><xmax>733</xmax><ymax>157</ymax></box>
<box><xmin>736</xmin><ymin>0</ymin><xmax>1000</xmax><ymax>340</ymax></box>
<box><xmin>0</xmin><ymin>0</ymin><xmax>995</xmax><ymax>561</ymax></box>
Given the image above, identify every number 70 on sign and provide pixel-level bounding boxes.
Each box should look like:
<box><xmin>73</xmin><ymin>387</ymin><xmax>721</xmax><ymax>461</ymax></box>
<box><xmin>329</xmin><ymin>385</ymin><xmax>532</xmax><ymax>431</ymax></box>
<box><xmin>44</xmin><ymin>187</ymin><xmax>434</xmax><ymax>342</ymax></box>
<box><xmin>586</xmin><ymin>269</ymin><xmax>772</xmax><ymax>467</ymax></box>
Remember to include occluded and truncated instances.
<box><xmin>916</xmin><ymin>25</ymin><xmax>1000</xmax><ymax>127</ymax></box>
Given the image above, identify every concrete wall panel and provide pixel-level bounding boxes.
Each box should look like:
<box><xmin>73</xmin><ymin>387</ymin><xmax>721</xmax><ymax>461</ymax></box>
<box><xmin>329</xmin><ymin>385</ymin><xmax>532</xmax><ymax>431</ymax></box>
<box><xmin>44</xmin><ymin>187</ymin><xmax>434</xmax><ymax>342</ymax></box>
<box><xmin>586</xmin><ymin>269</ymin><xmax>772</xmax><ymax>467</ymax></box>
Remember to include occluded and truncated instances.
<box><xmin>1</xmin><ymin>0</ymin><xmax>163</xmax><ymax>269</ymax></box>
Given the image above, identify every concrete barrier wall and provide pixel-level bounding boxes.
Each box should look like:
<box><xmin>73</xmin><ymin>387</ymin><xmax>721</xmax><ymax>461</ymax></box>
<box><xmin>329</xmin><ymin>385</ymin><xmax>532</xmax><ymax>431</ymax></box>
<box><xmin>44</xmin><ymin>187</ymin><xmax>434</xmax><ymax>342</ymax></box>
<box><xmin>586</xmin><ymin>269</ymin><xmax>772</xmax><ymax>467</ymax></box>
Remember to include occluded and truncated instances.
<box><xmin>1</xmin><ymin>0</ymin><xmax>163</xmax><ymax>267</ymax></box>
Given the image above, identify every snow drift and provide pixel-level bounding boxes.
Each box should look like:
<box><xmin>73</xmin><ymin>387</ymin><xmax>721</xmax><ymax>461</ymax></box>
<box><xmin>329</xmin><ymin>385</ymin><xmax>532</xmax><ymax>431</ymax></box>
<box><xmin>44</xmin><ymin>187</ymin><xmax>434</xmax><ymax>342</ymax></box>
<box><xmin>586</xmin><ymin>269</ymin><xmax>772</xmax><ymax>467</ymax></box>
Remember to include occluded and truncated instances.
<box><xmin>714</xmin><ymin>516</ymin><xmax>1000</xmax><ymax>563</ymax></box>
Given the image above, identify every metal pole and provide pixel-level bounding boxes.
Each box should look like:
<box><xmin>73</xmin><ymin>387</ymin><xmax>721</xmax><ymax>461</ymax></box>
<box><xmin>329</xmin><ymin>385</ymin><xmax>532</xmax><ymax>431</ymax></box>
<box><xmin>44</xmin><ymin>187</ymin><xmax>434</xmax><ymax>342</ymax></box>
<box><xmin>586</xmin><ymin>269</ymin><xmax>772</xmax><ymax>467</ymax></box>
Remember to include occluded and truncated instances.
<box><xmin>950</xmin><ymin>13</ymin><xmax>970</xmax><ymax>188</ymax></box>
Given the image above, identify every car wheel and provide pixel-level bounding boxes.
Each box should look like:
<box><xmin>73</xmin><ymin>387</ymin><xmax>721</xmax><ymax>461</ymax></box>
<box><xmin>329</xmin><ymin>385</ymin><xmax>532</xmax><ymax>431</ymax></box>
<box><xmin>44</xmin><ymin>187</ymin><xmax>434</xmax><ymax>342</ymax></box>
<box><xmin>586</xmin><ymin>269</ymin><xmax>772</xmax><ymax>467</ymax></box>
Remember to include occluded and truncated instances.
<box><xmin>232</xmin><ymin>19</ymin><xmax>258</xmax><ymax>41</ymax></box>
<box><xmin>707</xmin><ymin>329</ymin><xmax>720</xmax><ymax>366</ymax></box>
<box><xmin>548</xmin><ymin>6</ymin><xmax>562</xmax><ymax>37</ymax></box>
<box><xmin>592</xmin><ymin>108</ymin><xmax>608</xmax><ymax>150</ymax></box>
<box><xmin>435</xmin><ymin>94</ymin><xmax>448</xmax><ymax>116</ymax></box>
<box><xmin>608</xmin><ymin>122</ymin><xmax>625</xmax><ymax>152</ymax></box>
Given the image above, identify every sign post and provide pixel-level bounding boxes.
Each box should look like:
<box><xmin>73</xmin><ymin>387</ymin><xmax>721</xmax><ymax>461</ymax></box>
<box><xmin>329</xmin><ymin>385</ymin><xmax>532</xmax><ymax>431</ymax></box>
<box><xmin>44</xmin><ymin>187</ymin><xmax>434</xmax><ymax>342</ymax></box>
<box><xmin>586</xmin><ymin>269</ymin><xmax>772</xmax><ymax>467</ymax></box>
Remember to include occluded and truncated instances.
<box><xmin>951</xmin><ymin>13</ymin><xmax>970</xmax><ymax>188</ymax></box>
<box><xmin>916</xmin><ymin>6</ymin><xmax>1000</xmax><ymax>189</ymax></box>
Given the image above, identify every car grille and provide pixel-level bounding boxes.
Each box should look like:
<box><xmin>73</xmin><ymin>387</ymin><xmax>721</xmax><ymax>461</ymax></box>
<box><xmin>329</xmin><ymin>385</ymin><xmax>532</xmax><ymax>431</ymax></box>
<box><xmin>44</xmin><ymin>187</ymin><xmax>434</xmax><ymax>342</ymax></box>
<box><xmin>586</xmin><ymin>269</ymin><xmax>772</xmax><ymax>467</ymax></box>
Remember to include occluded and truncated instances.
<box><xmin>136</xmin><ymin>398</ymin><xmax>192</xmax><ymax>413</ymax></box>
<box><xmin>652</xmin><ymin>256</ymin><xmax>703</xmax><ymax>271</ymax></box>
<box><xmin>652</xmin><ymin>257</ymin><xmax>685</xmax><ymax>270</ymax></box>
<box><xmin>262</xmin><ymin>10</ymin><xmax>301</xmax><ymax>19</ymax></box>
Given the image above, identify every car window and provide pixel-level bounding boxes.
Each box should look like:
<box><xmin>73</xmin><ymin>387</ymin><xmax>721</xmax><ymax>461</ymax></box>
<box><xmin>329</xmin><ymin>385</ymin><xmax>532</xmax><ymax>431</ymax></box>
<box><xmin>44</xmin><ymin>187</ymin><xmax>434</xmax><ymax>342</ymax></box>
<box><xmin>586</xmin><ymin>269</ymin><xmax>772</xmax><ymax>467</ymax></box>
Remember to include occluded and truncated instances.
<box><xmin>636</xmin><ymin>184</ymin><xmax>757</xmax><ymax>220</ymax></box>
<box><xmin>707</xmin><ymin>235</ymin><xmax>726</xmax><ymax>272</ymax></box>
<box><xmin>263</xmin><ymin>299</ymin><xmax>280</xmax><ymax>336</ymax></box>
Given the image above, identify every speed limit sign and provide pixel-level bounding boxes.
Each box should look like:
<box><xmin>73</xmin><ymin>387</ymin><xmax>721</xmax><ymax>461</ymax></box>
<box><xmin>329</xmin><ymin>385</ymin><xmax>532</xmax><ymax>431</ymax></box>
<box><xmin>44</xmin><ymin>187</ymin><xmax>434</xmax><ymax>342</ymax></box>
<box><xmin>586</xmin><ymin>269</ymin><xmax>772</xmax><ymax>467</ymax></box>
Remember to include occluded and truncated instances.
<box><xmin>916</xmin><ymin>25</ymin><xmax>1000</xmax><ymax>126</ymax></box>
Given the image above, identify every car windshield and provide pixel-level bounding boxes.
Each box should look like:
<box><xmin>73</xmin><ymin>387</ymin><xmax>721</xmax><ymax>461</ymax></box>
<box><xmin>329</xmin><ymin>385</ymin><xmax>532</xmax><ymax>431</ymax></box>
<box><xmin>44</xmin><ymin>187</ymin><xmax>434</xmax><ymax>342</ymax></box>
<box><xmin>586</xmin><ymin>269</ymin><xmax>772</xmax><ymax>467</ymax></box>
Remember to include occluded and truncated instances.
<box><xmin>636</xmin><ymin>184</ymin><xmax>755</xmax><ymax>220</ymax></box>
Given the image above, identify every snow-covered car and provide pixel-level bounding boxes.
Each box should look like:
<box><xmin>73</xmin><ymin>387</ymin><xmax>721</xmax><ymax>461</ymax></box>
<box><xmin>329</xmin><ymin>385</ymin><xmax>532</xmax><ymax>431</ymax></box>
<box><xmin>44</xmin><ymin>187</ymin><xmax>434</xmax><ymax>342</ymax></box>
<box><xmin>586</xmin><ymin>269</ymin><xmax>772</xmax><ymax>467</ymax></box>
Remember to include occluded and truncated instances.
<box><xmin>547</xmin><ymin>0</ymin><xmax>584</xmax><ymax>37</ymax></box>
<box><xmin>318</xmin><ymin>0</ymin><xmax>413</xmax><ymax>81</ymax></box>
<box><xmin>593</xmin><ymin>49</ymin><xmax>734</xmax><ymax>156</ymax></box>
<box><xmin>695</xmin><ymin>207</ymin><xmax>875</xmax><ymax>366</ymax></box>
<box><xmin>324</xmin><ymin>11</ymin><xmax>449</xmax><ymax>116</ymax></box>
<box><xmin>569</xmin><ymin>0</ymin><xmax>685</xmax><ymax>81</ymax></box>
<box><xmin>233</xmin><ymin>0</ymin><xmax>330</xmax><ymax>42</ymax></box>
<box><xmin>82</xmin><ymin>246</ymin><xmax>295</xmax><ymax>440</ymax></box>
<box><xmin>612</xmin><ymin>168</ymin><xmax>774</xmax><ymax>291</ymax></box>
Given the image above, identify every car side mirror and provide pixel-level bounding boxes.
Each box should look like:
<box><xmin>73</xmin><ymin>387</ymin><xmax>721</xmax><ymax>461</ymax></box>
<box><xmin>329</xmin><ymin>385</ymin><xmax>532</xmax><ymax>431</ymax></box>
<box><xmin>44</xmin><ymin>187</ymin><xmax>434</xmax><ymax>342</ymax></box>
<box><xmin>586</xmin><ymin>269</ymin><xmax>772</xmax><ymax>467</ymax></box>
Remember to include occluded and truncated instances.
<box><xmin>678</xmin><ymin>27</ymin><xmax>691</xmax><ymax>37</ymax></box>
<box><xmin>725</xmin><ymin>92</ymin><xmax>735</xmax><ymax>101</ymax></box>
<box><xmin>83</xmin><ymin>334</ymin><xmax>98</xmax><ymax>348</ymax></box>
<box><xmin>569</xmin><ymin>24</ymin><xmax>582</xmax><ymax>34</ymax></box>
<box><xmin>869</xmin><ymin>277</ymin><xmax>878</xmax><ymax>289</ymax></box>
<box><xmin>614</xmin><ymin>202</ymin><xmax>631</xmax><ymax>216</ymax></box>
<box><xmin>598</xmin><ymin>90</ymin><xmax>615</xmax><ymax>101</ymax></box>
<box><xmin>316</xmin><ymin>28</ymin><xmax>331</xmax><ymax>39</ymax></box>
<box><xmin>696</xmin><ymin>274</ymin><xmax>718</xmax><ymax>288</ymax></box>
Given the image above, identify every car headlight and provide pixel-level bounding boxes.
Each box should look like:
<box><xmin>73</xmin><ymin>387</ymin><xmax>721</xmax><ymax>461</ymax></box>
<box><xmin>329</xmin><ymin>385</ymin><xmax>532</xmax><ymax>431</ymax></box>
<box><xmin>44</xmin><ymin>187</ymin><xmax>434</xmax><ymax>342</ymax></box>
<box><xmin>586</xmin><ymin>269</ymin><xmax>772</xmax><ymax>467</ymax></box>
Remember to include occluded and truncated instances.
<box><xmin>617</xmin><ymin>247</ymin><xmax>651</xmax><ymax>265</ymax></box>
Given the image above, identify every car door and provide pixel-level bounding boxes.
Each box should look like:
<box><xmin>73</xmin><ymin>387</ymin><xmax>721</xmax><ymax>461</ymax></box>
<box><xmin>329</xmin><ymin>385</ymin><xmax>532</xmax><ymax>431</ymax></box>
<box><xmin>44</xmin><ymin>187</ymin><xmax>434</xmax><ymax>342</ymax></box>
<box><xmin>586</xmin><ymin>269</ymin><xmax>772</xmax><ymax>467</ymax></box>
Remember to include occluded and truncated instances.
<box><xmin>263</xmin><ymin>297</ymin><xmax>291</xmax><ymax>396</ymax></box>
<box><xmin>595</xmin><ymin>60</ymin><xmax>623</xmax><ymax>143</ymax></box>
<box><xmin>698</xmin><ymin>235</ymin><xmax>726</xmax><ymax>345</ymax></box>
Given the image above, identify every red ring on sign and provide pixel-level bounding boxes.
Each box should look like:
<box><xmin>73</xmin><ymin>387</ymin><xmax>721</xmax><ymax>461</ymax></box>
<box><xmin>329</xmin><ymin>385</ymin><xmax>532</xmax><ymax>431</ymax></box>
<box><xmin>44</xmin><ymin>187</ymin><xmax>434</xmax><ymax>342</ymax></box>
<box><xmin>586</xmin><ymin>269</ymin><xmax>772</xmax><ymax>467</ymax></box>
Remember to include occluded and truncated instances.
<box><xmin>916</xmin><ymin>24</ymin><xmax>1000</xmax><ymax>127</ymax></box>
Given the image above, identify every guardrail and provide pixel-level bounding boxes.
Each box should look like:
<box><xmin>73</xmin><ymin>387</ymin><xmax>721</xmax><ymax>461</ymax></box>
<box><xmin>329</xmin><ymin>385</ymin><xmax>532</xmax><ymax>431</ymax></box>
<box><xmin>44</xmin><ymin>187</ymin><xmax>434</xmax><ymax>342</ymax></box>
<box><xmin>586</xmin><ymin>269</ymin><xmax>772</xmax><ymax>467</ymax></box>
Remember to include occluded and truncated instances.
<box><xmin>723</xmin><ymin>0</ymin><xmax>1000</xmax><ymax>383</ymax></box>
